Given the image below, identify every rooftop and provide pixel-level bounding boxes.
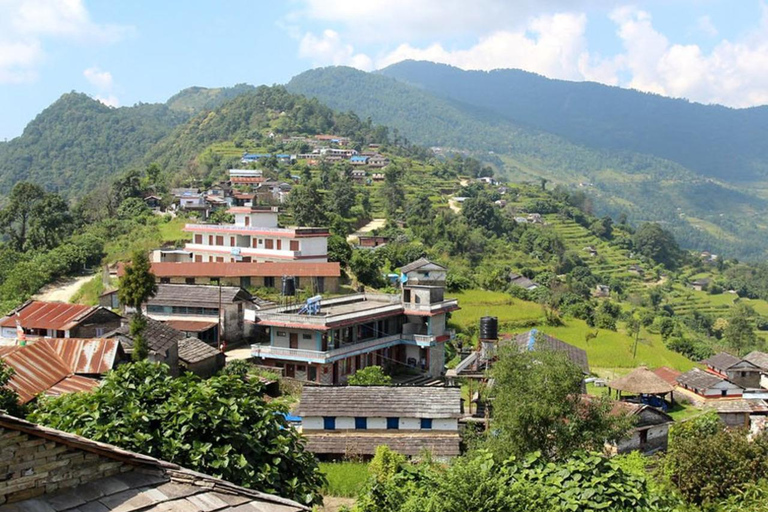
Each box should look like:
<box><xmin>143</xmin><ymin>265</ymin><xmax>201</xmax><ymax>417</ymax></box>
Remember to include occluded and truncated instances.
<box><xmin>507</xmin><ymin>329</ymin><xmax>590</xmax><ymax>373</ymax></box>
<box><xmin>150</xmin><ymin>261</ymin><xmax>341</xmax><ymax>278</ymax></box>
<box><xmin>608</xmin><ymin>366</ymin><xmax>674</xmax><ymax>395</ymax></box>
<box><xmin>0</xmin><ymin>301</ymin><xmax>103</xmax><ymax>331</ymax></box>
<box><xmin>744</xmin><ymin>350</ymin><xmax>768</xmax><ymax>370</ymax></box>
<box><xmin>105</xmin><ymin>317</ymin><xmax>184</xmax><ymax>356</ymax></box>
<box><xmin>297</xmin><ymin>386</ymin><xmax>463</xmax><ymax>418</ymax></box>
<box><xmin>147</xmin><ymin>284</ymin><xmax>252</xmax><ymax>308</ymax></box>
<box><xmin>701</xmin><ymin>351</ymin><xmax>742</xmax><ymax>371</ymax></box>
<box><xmin>676</xmin><ymin>367</ymin><xmax>731</xmax><ymax>389</ymax></box>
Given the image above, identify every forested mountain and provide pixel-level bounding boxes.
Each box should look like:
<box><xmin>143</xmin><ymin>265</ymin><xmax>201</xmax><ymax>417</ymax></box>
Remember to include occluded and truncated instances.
<box><xmin>380</xmin><ymin>60</ymin><xmax>768</xmax><ymax>182</ymax></box>
<box><xmin>0</xmin><ymin>93</ymin><xmax>187</xmax><ymax>199</ymax></box>
<box><xmin>286</xmin><ymin>65</ymin><xmax>768</xmax><ymax>260</ymax></box>
<box><xmin>165</xmin><ymin>83</ymin><xmax>258</xmax><ymax>114</ymax></box>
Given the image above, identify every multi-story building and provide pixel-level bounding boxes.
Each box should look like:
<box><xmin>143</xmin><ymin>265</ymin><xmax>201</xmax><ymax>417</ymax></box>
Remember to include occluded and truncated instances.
<box><xmin>247</xmin><ymin>259</ymin><xmax>459</xmax><ymax>384</ymax></box>
<box><xmin>183</xmin><ymin>206</ymin><xmax>330</xmax><ymax>263</ymax></box>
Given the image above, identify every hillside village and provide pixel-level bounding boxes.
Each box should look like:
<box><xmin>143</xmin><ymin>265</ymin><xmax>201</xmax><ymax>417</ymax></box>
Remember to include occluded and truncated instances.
<box><xmin>3</xmin><ymin>92</ymin><xmax>768</xmax><ymax>511</ymax></box>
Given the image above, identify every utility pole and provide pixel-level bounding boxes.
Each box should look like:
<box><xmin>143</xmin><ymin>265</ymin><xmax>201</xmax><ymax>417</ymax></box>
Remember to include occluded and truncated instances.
<box><xmin>217</xmin><ymin>278</ymin><xmax>223</xmax><ymax>351</ymax></box>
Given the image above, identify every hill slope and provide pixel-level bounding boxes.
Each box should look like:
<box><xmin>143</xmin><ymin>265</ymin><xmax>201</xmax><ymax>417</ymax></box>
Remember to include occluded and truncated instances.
<box><xmin>286</xmin><ymin>66</ymin><xmax>768</xmax><ymax>260</ymax></box>
<box><xmin>380</xmin><ymin>60</ymin><xmax>768</xmax><ymax>182</ymax></box>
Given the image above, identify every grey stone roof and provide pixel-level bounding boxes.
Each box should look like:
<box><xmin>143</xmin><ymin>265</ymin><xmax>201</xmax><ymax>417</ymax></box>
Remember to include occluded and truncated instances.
<box><xmin>508</xmin><ymin>330</ymin><xmax>590</xmax><ymax>373</ymax></box>
<box><xmin>296</xmin><ymin>386</ymin><xmax>462</xmax><ymax>419</ymax></box>
<box><xmin>0</xmin><ymin>413</ymin><xmax>307</xmax><ymax>511</ymax></box>
<box><xmin>105</xmin><ymin>317</ymin><xmax>183</xmax><ymax>356</ymax></box>
<box><xmin>400</xmin><ymin>258</ymin><xmax>444</xmax><ymax>274</ymax></box>
<box><xmin>676</xmin><ymin>368</ymin><xmax>728</xmax><ymax>389</ymax></box>
<box><xmin>178</xmin><ymin>337</ymin><xmax>223</xmax><ymax>365</ymax></box>
<box><xmin>744</xmin><ymin>351</ymin><xmax>768</xmax><ymax>371</ymax></box>
<box><xmin>147</xmin><ymin>284</ymin><xmax>251</xmax><ymax>308</ymax></box>
<box><xmin>509</xmin><ymin>273</ymin><xmax>538</xmax><ymax>289</ymax></box>
<box><xmin>701</xmin><ymin>352</ymin><xmax>742</xmax><ymax>371</ymax></box>
<box><xmin>303</xmin><ymin>431</ymin><xmax>461</xmax><ymax>457</ymax></box>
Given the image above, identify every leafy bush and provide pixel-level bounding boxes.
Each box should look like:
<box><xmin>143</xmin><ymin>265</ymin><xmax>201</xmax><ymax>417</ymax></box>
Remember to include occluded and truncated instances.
<box><xmin>348</xmin><ymin>366</ymin><xmax>392</xmax><ymax>386</ymax></box>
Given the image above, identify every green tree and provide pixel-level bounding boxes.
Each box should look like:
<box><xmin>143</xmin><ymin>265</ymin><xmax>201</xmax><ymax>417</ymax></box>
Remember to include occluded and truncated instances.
<box><xmin>26</xmin><ymin>193</ymin><xmax>75</xmax><ymax>251</ymax></box>
<box><xmin>118</xmin><ymin>250</ymin><xmax>158</xmax><ymax>361</ymax></box>
<box><xmin>0</xmin><ymin>359</ymin><xmax>22</xmax><ymax>416</ymax></box>
<box><xmin>348</xmin><ymin>366</ymin><xmax>392</xmax><ymax>386</ymax></box>
<box><xmin>0</xmin><ymin>182</ymin><xmax>48</xmax><ymax>251</ymax></box>
<box><xmin>488</xmin><ymin>346</ymin><xmax>631</xmax><ymax>460</ymax></box>
<box><xmin>327</xmin><ymin>234</ymin><xmax>352</xmax><ymax>267</ymax></box>
<box><xmin>327</xmin><ymin>178</ymin><xmax>356</xmax><ymax>218</ymax></box>
<box><xmin>462</xmin><ymin>195</ymin><xmax>502</xmax><ymax>235</ymax></box>
<box><xmin>633</xmin><ymin>223</ymin><xmax>682</xmax><ymax>269</ymax></box>
<box><xmin>724</xmin><ymin>303</ymin><xmax>758</xmax><ymax>355</ymax></box>
<box><xmin>350</xmin><ymin>250</ymin><xmax>384</xmax><ymax>288</ymax></box>
<box><xmin>30</xmin><ymin>362</ymin><xmax>325</xmax><ymax>505</ymax></box>
<box><xmin>289</xmin><ymin>180</ymin><xmax>327</xmax><ymax>226</ymax></box>
<box><xmin>380</xmin><ymin>163</ymin><xmax>404</xmax><ymax>220</ymax></box>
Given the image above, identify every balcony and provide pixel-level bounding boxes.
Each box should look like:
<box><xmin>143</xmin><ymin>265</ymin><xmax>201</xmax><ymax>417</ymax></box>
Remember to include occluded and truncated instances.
<box><xmin>251</xmin><ymin>334</ymin><xmax>407</xmax><ymax>363</ymax></box>
<box><xmin>184</xmin><ymin>243</ymin><xmax>302</xmax><ymax>259</ymax></box>
<box><xmin>403</xmin><ymin>299</ymin><xmax>460</xmax><ymax>315</ymax></box>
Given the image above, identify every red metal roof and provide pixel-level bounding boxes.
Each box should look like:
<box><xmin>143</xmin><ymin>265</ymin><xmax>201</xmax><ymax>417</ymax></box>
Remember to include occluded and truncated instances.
<box><xmin>150</xmin><ymin>261</ymin><xmax>341</xmax><ymax>278</ymax></box>
<box><xmin>1</xmin><ymin>342</ymin><xmax>78</xmax><ymax>403</ymax></box>
<box><xmin>165</xmin><ymin>320</ymin><xmax>218</xmax><ymax>333</ymax></box>
<box><xmin>47</xmin><ymin>375</ymin><xmax>100</xmax><ymax>397</ymax></box>
<box><xmin>44</xmin><ymin>338</ymin><xmax>120</xmax><ymax>374</ymax></box>
<box><xmin>230</xmin><ymin>177</ymin><xmax>264</xmax><ymax>184</ymax></box>
<box><xmin>652</xmin><ymin>366</ymin><xmax>682</xmax><ymax>386</ymax></box>
<box><xmin>0</xmin><ymin>301</ymin><xmax>96</xmax><ymax>331</ymax></box>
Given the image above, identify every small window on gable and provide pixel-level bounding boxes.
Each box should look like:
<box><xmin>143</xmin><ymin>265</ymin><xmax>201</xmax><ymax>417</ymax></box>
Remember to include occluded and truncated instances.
<box><xmin>302</xmin><ymin>333</ymin><xmax>312</xmax><ymax>340</ymax></box>
<box><xmin>323</xmin><ymin>417</ymin><xmax>336</xmax><ymax>430</ymax></box>
<box><xmin>276</xmin><ymin>331</ymin><xmax>287</xmax><ymax>337</ymax></box>
<box><xmin>355</xmin><ymin>417</ymin><xmax>367</xmax><ymax>430</ymax></box>
<box><xmin>386</xmin><ymin>417</ymin><xmax>399</xmax><ymax>430</ymax></box>
<box><xmin>420</xmin><ymin>418</ymin><xmax>433</xmax><ymax>430</ymax></box>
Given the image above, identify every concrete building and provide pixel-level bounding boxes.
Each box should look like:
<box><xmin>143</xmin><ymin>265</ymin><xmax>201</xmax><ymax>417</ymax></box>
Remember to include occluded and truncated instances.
<box><xmin>296</xmin><ymin>386</ymin><xmax>462</xmax><ymax>459</ymax></box>
<box><xmin>183</xmin><ymin>206</ymin><xmax>330</xmax><ymax>263</ymax></box>
<box><xmin>248</xmin><ymin>259</ymin><xmax>458</xmax><ymax>384</ymax></box>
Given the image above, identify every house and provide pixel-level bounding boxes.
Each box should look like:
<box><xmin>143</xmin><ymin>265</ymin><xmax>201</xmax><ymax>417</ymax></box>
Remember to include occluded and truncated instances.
<box><xmin>99</xmin><ymin>289</ymin><xmax>120</xmax><ymax>309</ymax></box>
<box><xmin>652</xmin><ymin>366</ymin><xmax>682</xmax><ymax>387</ymax></box>
<box><xmin>608</xmin><ymin>402</ymin><xmax>673</xmax><ymax>454</ymax></box>
<box><xmin>105</xmin><ymin>317</ymin><xmax>225</xmax><ymax>377</ymax></box>
<box><xmin>184</xmin><ymin>205</ymin><xmax>331</xmax><ymax>263</ymax></box>
<box><xmin>0</xmin><ymin>338</ymin><xmax>121</xmax><ymax>403</ymax></box>
<box><xmin>676</xmin><ymin>368</ymin><xmax>743</xmax><ymax>398</ymax></box>
<box><xmin>350</xmin><ymin>155</ymin><xmax>369</xmax><ymax>165</ymax></box>
<box><xmin>527</xmin><ymin>213</ymin><xmax>543</xmax><ymax>224</ymax></box>
<box><xmin>367</xmin><ymin>155</ymin><xmax>389</xmax><ymax>168</ymax></box>
<box><xmin>248</xmin><ymin>259</ymin><xmax>458</xmax><ymax>384</ymax></box>
<box><xmin>143</xmin><ymin>195</ymin><xmax>162</xmax><ymax>209</ymax></box>
<box><xmin>706</xmin><ymin>399</ymin><xmax>752</xmax><ymax>428</ymax></box>
<box><xmin>508</xmin><ymin>329</ymin><xmax>590</xmax><ymax>374</ymax></box>
<box><xmin>607</xmin><ymin>366</ymin><xmax>675</xmax><ymax>407</ymax></box>
<box><xmin>372</xmin><ymin>172</ymin><xmax>385</xmax><ymax>181</ymax></box>
<box><xmin>583</xmin><ymin>245</ymin><xmax>598</xmax><ymax>257</ymax></box>
<box><xmin>701</xmin><ymin>352</ymin><xmax>763</xmax><ymax>389</ymax></box>
<box><xmin>0</xmin><ymin>301</ymin><xmax>122</xmax><ymax>340</ymax></box>
<box><xmin>743</xmin><ymin>350</ymin><xmax>768</xmax><ymax>388</ymax></box>
<box><xmin>147</xmin><ymin>261</ymin><xmax>342</xmax><ymax>293</ymax></box>
<box><xmin>689</xmin><ymin>278</ymin><xmax>711</xmax><ymax>292</ymax></box>
<box><xmin>229</xmin><ymin>168</ymin><xmax>262</xmax><ymax>179</ymax></box>
<box><xmin>594</xmin><ymin>284</ymin><xmax>611</xmax><ymax>298</ymax></box>
<box><xmin>170</xmin><ymin>187</ymin><xmax>199</xmax><ymax>199</ymax></box>
<box><xmin>351</xmin><ymin>169</ymin><xmax>367</xmax><ymax>182</ymax></box>
<box><xmin>628</xmin><ymin>264</ymin><xmax>644</xmax><ymax>275</ymax></box>
<box><xmin>296</xmin><ymin>386</ymin><xmax>462</xmax><ymax>459</ymax></box>
<box><xmin>0</xmin><ymin>413</ymin><xmax>307</xmax><ymax>510</ymax></box>
<box><xmin>514</xmin><ymin>216</ymin><xmax>529</xmax><ymax>224</ymax></box>
<box><xmin>508</xmin><ymin>272</ymin><xmax>539</xmax><ymax>290</ymax></box>
<box><xmin>143</xmin><ymin>284</ymin><xmax>255</xmax><ymax>343</ymax></box>
<box><xmin>357</xmin><ymin>235</ymin><xmax>389</xmax><ymax>249</ymax></box>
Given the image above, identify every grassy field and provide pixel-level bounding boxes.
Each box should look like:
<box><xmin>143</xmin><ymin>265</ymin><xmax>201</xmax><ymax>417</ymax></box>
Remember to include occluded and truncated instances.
<box><xmin>449</xmin><ymin>289</ymin><xmax>696</xmax><ymax>374</ymax></box>
<box><xmin>70</xmin><ymin>275</ymin><xmax>109</xmax><ymax>306</ymax></box>
<box><xmin>320</xmin><ymin>462</ymin><xmax>369</xmax><ymax>498</ymax></box>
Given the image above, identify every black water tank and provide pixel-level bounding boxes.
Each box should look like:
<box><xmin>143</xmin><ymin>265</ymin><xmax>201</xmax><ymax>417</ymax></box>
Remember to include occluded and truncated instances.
<box><xmin>281</xmin><ymin>276</ymin><xmax>296</xmax><ymax>296</ymax></box>
<box><xmin>479</xmin><ymin>316</ymin><xmax>498</xmax><ymax>340</ymax></box>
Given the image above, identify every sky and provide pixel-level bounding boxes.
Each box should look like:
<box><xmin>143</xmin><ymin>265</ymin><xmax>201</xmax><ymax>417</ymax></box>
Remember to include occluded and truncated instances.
<box><xmin>1</xmin><ymin>0</ymin><xmax>767</xmax><ymax>140</ymax></box>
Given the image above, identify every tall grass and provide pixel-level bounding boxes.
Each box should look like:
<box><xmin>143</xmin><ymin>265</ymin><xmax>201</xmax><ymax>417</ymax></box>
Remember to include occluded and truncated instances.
<box><xmin>320</xmin><ymin>462</ymin><xmax>369</xmax><ymax>497</ymax></box>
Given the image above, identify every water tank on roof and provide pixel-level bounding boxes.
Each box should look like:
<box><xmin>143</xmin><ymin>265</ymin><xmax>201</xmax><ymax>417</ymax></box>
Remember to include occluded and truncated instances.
<box><xmin>281</xmin><ymin>276</ymin><xmax>296</xmax><ymax>296</ymax></box>
<box><xmin>479</xmin><ymin>316</ymin><xmax>498</xmax><ymax>341</ymax></box>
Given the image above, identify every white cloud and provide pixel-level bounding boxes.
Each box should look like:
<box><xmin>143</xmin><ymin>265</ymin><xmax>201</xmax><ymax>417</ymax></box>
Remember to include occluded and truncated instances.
<box><xmin>0</xmin><ymin>0</ymin><xmax>132</xmax><ymax>84</ymax></box>
<box><xmin>299</xmin><ymin>29</ymin><xmax>373</xmax><ymax>70</ymax></box>
<box><xmin>695</xmin><ymin>15</ymin><xmax>718</xmax><ymax>38</ymax></box>
<box><xmin>83</xmin><ymin>66</ymin><xmax>113</xmax><ymax>90</ymax></box>
<box><xmin>94</xmin><ymin>94</ymin><xmax>119</xmax><ymax>108</ymax></box>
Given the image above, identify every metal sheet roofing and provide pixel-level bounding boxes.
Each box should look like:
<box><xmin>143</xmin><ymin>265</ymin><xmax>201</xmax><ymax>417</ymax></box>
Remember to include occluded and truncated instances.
<box><xmin>0</xmin><ymin>301</ymin><xmax>97</xmax><ymax>331</ymax></box>
<box><xmin>165</xmin><ymin>320</ymin><xmax>218</xmax><ymax>332</ymax></box>
<box><xmin>47</xmin><ymin>374</ymin><xmax>100</xmax><ymax>397</ymax></box>
<box><xmin>45</xmin><ymin>338</ymin><xmax>120</xmax><ymax>374</ymax></box>
<box><xmin>150</xmin><ymin>261</ymin><xmax>341</xmax><ymax>278</ymax></box>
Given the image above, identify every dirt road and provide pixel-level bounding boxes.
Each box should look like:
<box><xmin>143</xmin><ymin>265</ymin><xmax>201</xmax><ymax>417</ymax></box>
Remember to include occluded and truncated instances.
<box><xmin>33</xmin><ymin>273</ymin><xmax>96</xmax><ymax>303</ymax></box>
<box><xmin>347</xmin><ymin>218</ymin><xmax>386</xmax><ymax>243</ymax></box>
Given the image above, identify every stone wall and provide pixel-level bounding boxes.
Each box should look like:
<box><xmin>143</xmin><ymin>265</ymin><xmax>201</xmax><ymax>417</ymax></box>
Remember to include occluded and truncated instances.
<box><xmin>0</xmin><ymin>427</ymin><xmax>131</xmax><ymax>505</ymax></box>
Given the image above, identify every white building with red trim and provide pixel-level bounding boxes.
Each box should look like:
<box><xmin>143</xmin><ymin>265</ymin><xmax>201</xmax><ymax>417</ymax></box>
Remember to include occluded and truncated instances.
<box><xmin>247</xmin><ymin>259</ymin><xmax>458</xmax><ymax>384</ymax></box>
<box><xmin>183</xmin><ymin>206</ymin><xmax>330</xmax><ymax>263</ymax></box>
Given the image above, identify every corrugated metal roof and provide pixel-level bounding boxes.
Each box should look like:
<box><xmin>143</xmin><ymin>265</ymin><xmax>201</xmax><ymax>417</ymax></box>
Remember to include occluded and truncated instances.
<box><xmin>150</xmin><ymin>261</ymin><xmax>341</xmax><ymax>278</ymax></box>
<box><xmin>652</xmin><ymin>366</ymin><xmax>682</xmax><ymax>386</ymax></box>
<box><xmin>1</xmin><ymin>342</ymin><xmax>77</xmax><ymax>403</ymax></box>
<box><xmin>0</xmin><ymin>301</ymin><xmax>96</xmax><ymax>331</ymax></box>
<box><xmin>165</xmin><ymin>320</ymin><xmax>218</xmax><ymax>332</ymax></box>
<box><xmin>47</xmin><ymin>375</ymin><xmax>100</xmax><ymax>397</ymax></box>
<box><xmin>45</xmin><ymin>338</ymin><xmax>120</xmax><ymax>374</ymax></box>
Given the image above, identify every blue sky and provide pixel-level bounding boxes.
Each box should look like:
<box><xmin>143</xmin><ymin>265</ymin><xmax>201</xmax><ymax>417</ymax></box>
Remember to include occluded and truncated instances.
<box><xmin>1</xmin><ymin>1</ymin><xmax>767</xmax><ymax>140</ymax></box>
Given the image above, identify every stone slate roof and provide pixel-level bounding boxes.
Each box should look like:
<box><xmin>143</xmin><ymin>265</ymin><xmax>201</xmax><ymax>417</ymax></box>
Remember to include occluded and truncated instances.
<box><xmin>297</xmin><ymin>386</ymin><xmax>462</xmax><ymax>419</ymax></box>
<box><xmin>701</xmin><ymin>352</ymin><xmax>742</xmax><ymax>371</ymax></box>
<box><xmin>508</xmin><ymin>329</ymin><xmax>590</xmax><ymax>373</ymax></box>
<box><xmin>508</xmin><ymin>273</ymin><xmax>538</xmax><ymax>289</ymax></box>
<box><xmin>105</xmin><ymin>317</ymin><xmax>183</xmax><ymax>356</ymax></box>
<box><xmin>676</xmin><ymin>368</ymin><xmax>728</xmax><ymax>389</ymax></box>
<box><xmin>303</xmin><ymin>431</ymin><xmax>461</xmax><ymax>457</ymax></box>
<box><xmin>400</xmin><ymin>258</ymin><xmax>444</xmax><ymax>274</ymax></box>
<box><xmin>744</xmin><ymin>351</ymin><xmax>768</xmax><ymax>371</ymax></box>
<box><xmin>147</xmin><ymin>284</ymin><xmax>251</xmax><ymax>308</ymax></box>
<box><xmin>706</xmin><ymin>399</ymin><xmax>752</xmax><ymax>413</ymax></box>
<box><xmin>0</xmin><ymin>413</ymin><xmax>306</xmax><ymax>511</ymax></box>
<box><xmin>178</xmin><ymin>337</ymin><xmax>223</xmax><ymax>365</ymax></box>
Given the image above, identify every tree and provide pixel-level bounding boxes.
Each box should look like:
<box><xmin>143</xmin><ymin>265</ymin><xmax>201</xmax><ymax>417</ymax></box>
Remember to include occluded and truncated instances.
<box><xmin>350</xmin><ymin>250</ymin><xmax>384</xmax><ymax>288</ymax></box>
<box><xmin>118</xmin><ymin>250</ymin><xmax>157</xmax><ymax>361</ymax></box>
<box><xmin>380</xmin><ymin>163</ymin><xmax>404</xmax><ymax>220</ymax></box>
<box><xmin>0</xmin><ymin>359</ymin><xmax>22</xmax><ymax>416</ymax></box>
<box><xmin>0</xmin><ymin>182</ymin><xmax>48</xmax><ymax>251</ymax></box>
<box><xmin>327</xmin><ymin>178</ymin><xmax>356</xmax><ymax>218</ymax></box>
<box><xmin>289</xmin><ymin>180</ymin><xmax>327</xmax><ymax>227</ymax></box>
<box><xmin>724</xmin><ymin>304</ymin><xmax>758</xmax><ymax>355</ymax></box>
<box><xmin>327</xmin><ymin>234</ymin><xmax>352</xmax><ymax>267</ymax></box>
<box><xmin>462</xmin><ymin>195</ymin><xmax>502</xmax><ymax>235</ymax></box>
<box><xmin>30</xmin><ymin>362</ymin><xmax>325</xmax><ymax>506</ymax></box>
<box><xmin>348</xmin><ymin>366</ymin><xmax>392</xmax><ymax>386</ymax></box>
<box><xmin>488</xmin><ymin>346</ymin><xmax>631</xmax><ymax>460</ymax></box>
<box><xmin>633</xmin><ymin>223</ymin><xmax>682</xmax><ymax>269</ymax></box>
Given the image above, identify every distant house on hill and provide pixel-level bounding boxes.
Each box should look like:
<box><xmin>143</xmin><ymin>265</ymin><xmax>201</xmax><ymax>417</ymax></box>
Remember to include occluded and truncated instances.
<box><xmin>508</xmin><ymin>272</ymin><xmax>539</xmax><ymax>290</ymax></box>
<box><xmin>676</xmin><ymin>368</ymin><xmax>743</xmax><ymax>398</ymax></box>
<box><xmin>689</xmin><ymin>278</ymin><xmax>711</xmax><ymax>292</ymax></box>
<box><xmin>594</xmin><ymin>284</ymin><xmax>611</xmax><ymax>298</ymax></box>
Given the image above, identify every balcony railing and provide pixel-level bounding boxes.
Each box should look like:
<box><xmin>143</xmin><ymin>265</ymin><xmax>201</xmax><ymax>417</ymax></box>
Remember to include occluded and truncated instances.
<box><xmin>251</xmin><ymin>334</ymin><xmax>407</xmax><ymax>363</ymax></box>
<box><xmin>403</xmin><ymin>299</ymin><xmax>460</xmax><ymax>313</ymax></box>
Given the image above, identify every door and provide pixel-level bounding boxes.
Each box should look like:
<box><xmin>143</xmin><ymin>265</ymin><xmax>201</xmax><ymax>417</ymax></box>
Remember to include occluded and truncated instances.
<box><xmin>289</xmin><ymin>333</ymin><xmax>299</xmax><ymax>349</ymax></box>
<box><xmin>285</xmin><ymin>364</ymin><xmax>295</xmax><ymax>378</ymax></box>
<box><xmin>333</xmin><ymin>361</ymin><xmax>339</xmax><ymax>385</ymax></box>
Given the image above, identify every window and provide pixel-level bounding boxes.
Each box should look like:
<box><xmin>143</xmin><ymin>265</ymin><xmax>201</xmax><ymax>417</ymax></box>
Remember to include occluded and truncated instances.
<box><xmin>420</xmin><ymin>418</ymin><xmax>433</xmax><ymax>430</ymax></box>
<box><xmin>160</xmin><ymin>277</ymin><xmax>171</xmax><ymax>284</ymax></box>
<box><xmin>264</xmin><ymin>276</ymin><xmax>275</xmax><ymax>288</ymax></box>
<box><xmin>297</xmin><ymin>365</ymin><xmax>306</xmax><ymax>372</ymax></box>
<box><xmin>194</xmin><ymin>234</ymin><xmax>202</xmax><ymax>244</ymax></box>
<box><xmin>240</xmin><ymin>276</ymin><xmax>251</xmax><ymax>288</ymax></box>
<box><xmin>276</xmin><ymin>240</ymin><xmax>282</xmax><ymax>250</ymax></box>
<box><xmin>230</xmin><ymin>237</ymin><xmax>235</xmax><ymax>247</ymax></box>
<box><xmin>355</xmin><ymin>417</ymin><xmax>367</xmax><ymax>430</ymax></box>
<box><xmin>194</xmin><ymin>255</ymin><xmax>202</xmax><ymax>263</ymax></box>
<box><xmin>95</xmin><ymin>327</ymin><xmax>106</xmax><ymax>337</ymax></box>
<box><xmin>265</xmin><ymin>239</ymin><xmax>274</xmax><ymax>249</ymax></box>
<box><xmin>276</xmin><ymin>331</ymin><xmax>287</xmax><ymax>337</ymax></box>
<box><xmin>211</xmin><ymin>277</ymin><xmax>220</xmax><ymax>285</ymax></box>
<box><xmin>208</xmin><ymin>235</ymin><xmax>213</xmax><ymax>245</ymax></box>
<box><xmin>386</xmin><ymin>418</ymin><xmax>399</xmax><ymax>430</ymax></box>
<box><xmin>323</xmin><ymin>417</ymin><xmax>336</xmax><ymax>430</ymax></box>
<box><xmin>302</xmin><ymin>333</ymin><xmax>312</xmax><ymax>340</ymax></box>
<box><xmin>308</xmin><ymin>366</ymin><xmax>317</xmax><ymax>382</ymax></box>
<box><xmin>216</xmin><ymin>235</ymin><xmax>224</xmax><ymax>245</ymax></box>
<box><xmin>289</xmin><ymin>240</ymin><xmax>299</xmax><ymax>251</ymax></box>
<box><xmin>185</xmin><ymin>277</ymin><xmax>195</xmax><ymax>285</ymax></box>
<box><xmin>722</xmin><ymin>390</ymin><xmax>727</xmax><ymax>397</ymax></box>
